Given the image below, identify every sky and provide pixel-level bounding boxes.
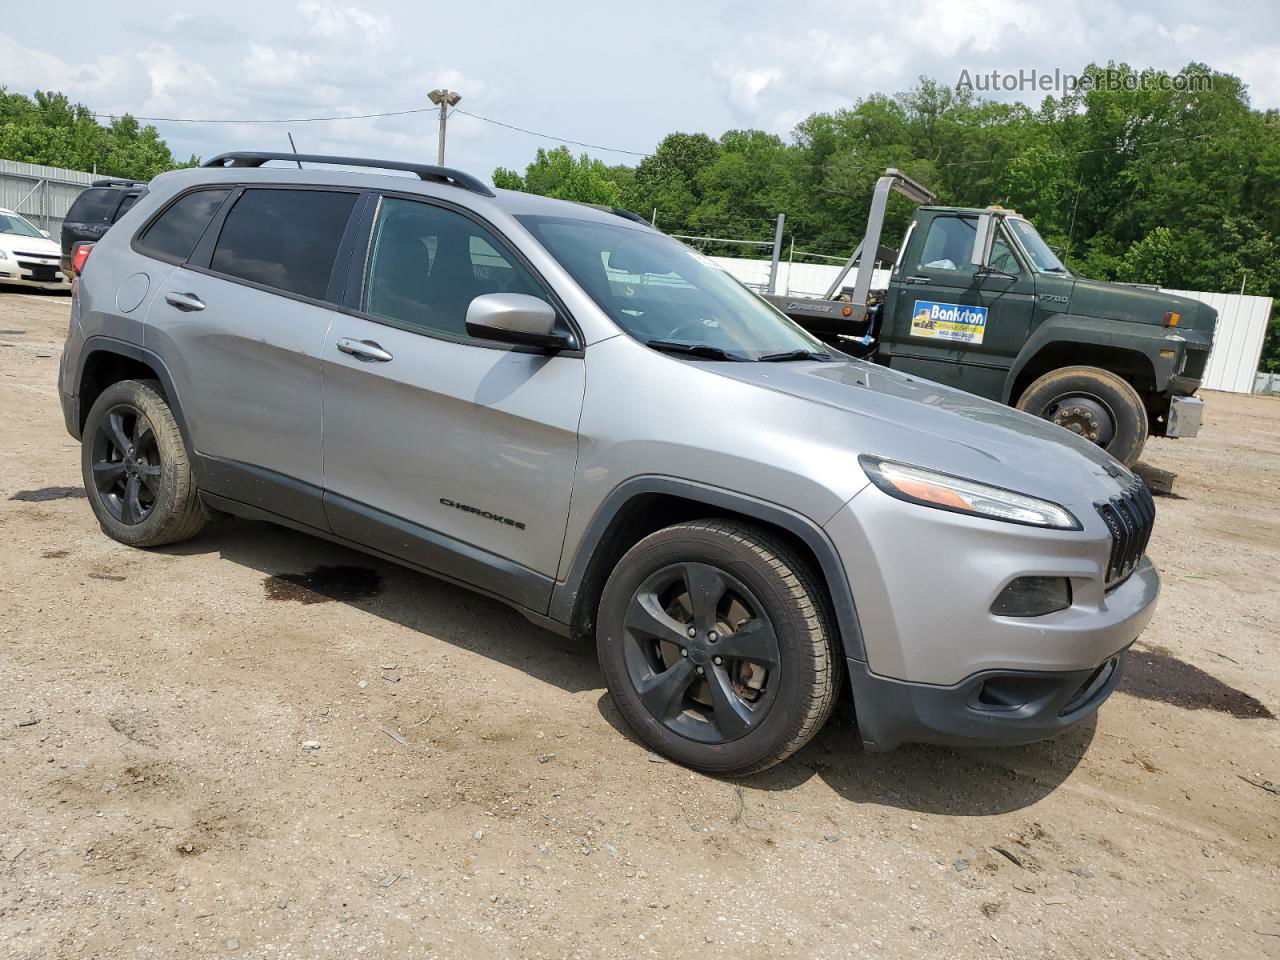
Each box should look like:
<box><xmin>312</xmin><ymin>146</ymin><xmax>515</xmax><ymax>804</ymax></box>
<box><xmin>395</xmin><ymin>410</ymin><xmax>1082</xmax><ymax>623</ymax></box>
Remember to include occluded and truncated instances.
<box><xmin>2</xmin><ymin>0</ymin><xmax>1278</xmax><ymax>180</ymax></box>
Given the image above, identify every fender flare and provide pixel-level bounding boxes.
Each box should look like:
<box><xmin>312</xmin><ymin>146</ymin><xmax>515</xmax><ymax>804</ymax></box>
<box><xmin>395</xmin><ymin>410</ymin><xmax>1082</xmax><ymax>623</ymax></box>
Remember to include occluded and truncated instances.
<box><xmin>1002</xmin><ymin>314</ymin><xmax>1169</xmax><ymax>404</ymax></box>
<box><xmin>75</xmin><ymin>335</ymin><xmax>196</xmax><ymax>456</ymax></box>
<box><xmin>550</xmin><ymin>476</ymin><xmax>867</xmax><ymax>662</ymax></box>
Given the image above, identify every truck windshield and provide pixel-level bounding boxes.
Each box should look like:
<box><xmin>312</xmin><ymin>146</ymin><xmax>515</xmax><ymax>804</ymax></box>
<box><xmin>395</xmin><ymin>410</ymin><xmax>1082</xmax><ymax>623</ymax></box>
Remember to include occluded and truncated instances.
<box><xmin>1007</xmin><ymin>219</ymin><xmax>1069</xmax><ymax>274</ymax></box>
<box><xmin>520</xmin><ymin>215</ymin><xmax>830</xmax><ymax>360</ymax></box>
<box><xmin>0</xmin><ymin>212</ymin><xmax>44</xmax><ymax>239</ymax></box>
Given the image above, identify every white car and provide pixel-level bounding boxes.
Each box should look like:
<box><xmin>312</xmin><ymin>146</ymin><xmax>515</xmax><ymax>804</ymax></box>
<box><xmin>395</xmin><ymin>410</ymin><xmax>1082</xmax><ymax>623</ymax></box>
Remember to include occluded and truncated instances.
<box><xmin>0</xmin><ymin>208</ymin><xmax>70</xmax><ymax>292</ymax></box>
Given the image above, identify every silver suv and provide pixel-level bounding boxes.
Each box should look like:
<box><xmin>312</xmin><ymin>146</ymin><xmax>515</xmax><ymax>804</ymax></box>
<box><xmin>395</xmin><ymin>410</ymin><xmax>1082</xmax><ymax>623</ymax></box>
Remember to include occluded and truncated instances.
<box><xmin>58</xmin><ymin>152</ymin><xmax>1160</xmax><ymax>774</ymax></box>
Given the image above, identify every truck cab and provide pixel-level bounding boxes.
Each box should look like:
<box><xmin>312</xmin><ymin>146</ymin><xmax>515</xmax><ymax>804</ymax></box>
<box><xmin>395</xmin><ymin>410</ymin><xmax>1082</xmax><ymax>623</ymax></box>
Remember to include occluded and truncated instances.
<box><xmin>768</xmin><ymin>171</ymin><xmax>1217</xmax><ymax>466</ymax></box>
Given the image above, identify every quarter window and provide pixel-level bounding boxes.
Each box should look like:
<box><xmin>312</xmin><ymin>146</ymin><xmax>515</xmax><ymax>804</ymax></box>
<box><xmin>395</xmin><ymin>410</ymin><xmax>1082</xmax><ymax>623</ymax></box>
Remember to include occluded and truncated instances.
<box><xmin>136</xmin><ymin>189</ymin><xmax>231</xmax><ymax>263</ymax></box>
<box><xmin>363</xmin><ymin>197</ymin><xmax>548</xmax><ymax>338</ymax></box>
<box><xmin>210</xmin><ymin>188</ymin><xmax>356</xmax><ymax>301</ymax></box>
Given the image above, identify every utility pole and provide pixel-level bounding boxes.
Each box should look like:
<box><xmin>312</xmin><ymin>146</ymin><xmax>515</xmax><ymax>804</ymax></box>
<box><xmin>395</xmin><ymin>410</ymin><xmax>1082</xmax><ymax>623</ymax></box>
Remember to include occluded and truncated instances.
<box><xmin>767</xmin><ymin>213</ymin><xmax>785</xmax><ymax>294</ymax></box>
<box><xmin>428</xmin><ymin>89</ymin><xmax>462</xmax><ymax>165</ymax></box>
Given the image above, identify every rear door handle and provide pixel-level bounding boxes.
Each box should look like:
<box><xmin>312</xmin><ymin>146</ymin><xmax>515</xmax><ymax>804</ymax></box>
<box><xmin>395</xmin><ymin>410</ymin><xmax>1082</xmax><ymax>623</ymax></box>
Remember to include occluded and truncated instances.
<box><xmin>336</xmin><ymin>337</ymin><xmax>393</xmax><ymax>363</ymax></box>
<box><xmin>164</xmin><ymin>291</ymin><xmax>205</xmax><ymax>312</ymax></box>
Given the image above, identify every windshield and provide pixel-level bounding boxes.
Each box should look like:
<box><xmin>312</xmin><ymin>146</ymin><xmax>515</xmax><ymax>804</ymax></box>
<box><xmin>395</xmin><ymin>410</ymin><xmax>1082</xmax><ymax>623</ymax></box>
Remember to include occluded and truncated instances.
<box><xmin>0</xmin><ymin>212</ymin><xmax>44</xmax><ymax>239</ymax></box>
<box><xmin>520</xmin><ymin>215</ymin><xmax>829</xmax><ymax>360</ymax></box>
<box><xmin>1007</xmin><ymin>218</ymin><xmax>1068</xmax><ymax>274</ymax></box>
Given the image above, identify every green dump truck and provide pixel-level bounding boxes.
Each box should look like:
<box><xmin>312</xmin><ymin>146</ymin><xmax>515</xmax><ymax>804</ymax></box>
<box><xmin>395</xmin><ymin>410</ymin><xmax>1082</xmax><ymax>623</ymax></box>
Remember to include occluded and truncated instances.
<box><xmin>764</xmin><ymin>169</ymin><xmax>1216</xmax><ymax>466</ymax></box>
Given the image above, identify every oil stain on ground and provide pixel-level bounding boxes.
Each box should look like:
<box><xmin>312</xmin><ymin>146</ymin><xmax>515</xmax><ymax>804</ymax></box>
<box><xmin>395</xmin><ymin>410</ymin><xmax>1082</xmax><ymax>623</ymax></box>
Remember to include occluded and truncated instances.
<box><xmin>10</xmin><ymin>486</ymin><xmax>87</xmax><ymax>502</ymax></box>
<box><xmin>263</xmin><ymin>565</ymin><xmax>384</xmax><ymax>604</ymax></box>
<box><xmin>1122</xmin><ymin>645</ymin><xmax>1274</xmax><ymax>719</ymax></box>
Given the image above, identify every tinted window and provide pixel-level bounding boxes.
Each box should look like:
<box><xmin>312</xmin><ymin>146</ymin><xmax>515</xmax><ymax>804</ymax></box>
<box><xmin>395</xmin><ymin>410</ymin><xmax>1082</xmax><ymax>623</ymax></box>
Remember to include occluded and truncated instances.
<box><xmin>917</xmin><ymin>216</ymin><xmax>977</xmax><ymax>273</ymax></box>
<box><xmin>114</xmin><ymin>191</ymin><xmax>143</xmax><ymax>221</ymax></box>
<box><xmin>67</xmin><ymin>188</ymin><xmax>120</xmax><ymax>225</ymax></box>
<box><xmin>363</xmin><ymin>197</ymin><xmax>547</xmax><ymax>338</ymax></box>
<box><xmin>211</xmin><ymin>189</ymin><xmax>356</xmax><ymax>301</ymax></box>
<box><xmin>137</xmin><ymin>189</ymin><xmax>231</xmax><ymax>263</ymax></box>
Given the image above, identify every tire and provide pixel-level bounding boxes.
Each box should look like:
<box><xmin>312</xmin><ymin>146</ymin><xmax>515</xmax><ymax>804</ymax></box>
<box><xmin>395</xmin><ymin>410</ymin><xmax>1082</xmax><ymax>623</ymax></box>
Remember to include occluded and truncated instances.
<box><xmin>597</xmin><ymin>520</ymin><xmax>841</xmax><ymax>775</ymax></box>
<box><xmin>1016</xmin><ymin>365</ymin><xmax>1148</xmax><ymax>466</ymax></box>
<box><xmin>80</xmin><ymin>379</ymin><xmax>206</xmax><ymax>548</ymax></box>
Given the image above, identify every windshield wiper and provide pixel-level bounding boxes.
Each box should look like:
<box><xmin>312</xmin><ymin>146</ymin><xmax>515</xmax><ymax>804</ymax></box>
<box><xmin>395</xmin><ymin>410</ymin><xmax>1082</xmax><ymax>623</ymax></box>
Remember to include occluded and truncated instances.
<box><xmin>757</xmin><ymin>349</ymin><xmax>835</xmax><ymax>362</ymax></box>
<box><xmin>644</xmin><ymin>340</ymin><xmax>748</xmax><ymax>361</ymax></box>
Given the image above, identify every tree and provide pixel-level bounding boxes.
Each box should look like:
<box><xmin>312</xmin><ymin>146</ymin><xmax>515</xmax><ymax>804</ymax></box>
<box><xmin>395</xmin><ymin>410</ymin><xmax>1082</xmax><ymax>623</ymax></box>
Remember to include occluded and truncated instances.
<box><xmin>491</xmin><ymin>146</ymin><xmax>622</xmax><ymax>205</ymax></box>
<box><xmin>0</xmin><ymin>88</ymin><xmax>193</xmax><ymax>179</ymax></box>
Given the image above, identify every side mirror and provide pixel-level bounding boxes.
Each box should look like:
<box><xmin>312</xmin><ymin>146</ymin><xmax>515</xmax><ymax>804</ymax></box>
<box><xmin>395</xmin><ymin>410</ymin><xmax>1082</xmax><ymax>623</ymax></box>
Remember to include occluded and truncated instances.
<box><xmin>465</xmin><ymin>293</ymin><xmax>575</xmax><ymax>350</ymax></box>
<box><xmin>40</xmin><ymin>229</ymin><xmax>51</xmax><ymax>239</ymax></box>
<box><xmin>970</xmin><ymin>213</ymin><xmax>997</xmax><ymax>269</ymax></box>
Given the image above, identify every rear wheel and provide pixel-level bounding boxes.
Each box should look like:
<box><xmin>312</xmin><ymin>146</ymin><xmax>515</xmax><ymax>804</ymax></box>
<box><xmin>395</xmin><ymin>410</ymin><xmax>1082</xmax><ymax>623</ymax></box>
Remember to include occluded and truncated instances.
<box><xmin>81</xmin><ymin>379</ymin><xmax>206</xmax><ymax>548</ymax></box>
<box><xmin>1016</xmin><ymin>365</ymin><xmax>1148</xmax><ymax>466</ymax></box>
<box><xmin>597</xmin><ymin>520</ymin><xmax>841</xmax><ymax>775</ymax></box>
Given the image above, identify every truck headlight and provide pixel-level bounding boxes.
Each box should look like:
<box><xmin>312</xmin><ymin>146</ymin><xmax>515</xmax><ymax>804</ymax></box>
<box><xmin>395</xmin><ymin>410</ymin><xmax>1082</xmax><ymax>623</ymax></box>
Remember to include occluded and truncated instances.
<box><xmin>859</xmin><ymin>456</ymin><xmax>1080</xmax><ymax>530</ymax></box>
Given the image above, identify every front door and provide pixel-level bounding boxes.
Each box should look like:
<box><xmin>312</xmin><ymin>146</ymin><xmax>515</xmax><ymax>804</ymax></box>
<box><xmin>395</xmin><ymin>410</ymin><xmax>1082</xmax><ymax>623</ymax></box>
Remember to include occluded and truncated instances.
<box><xmin>882</xmin><ymin>214</ymin><xmax>1035</xmax><ymax>399</ymax></box>
<box><xmin>321</xmin><ymin>194</ymin><xmax>585</xmax><ymax>612</ymax></box>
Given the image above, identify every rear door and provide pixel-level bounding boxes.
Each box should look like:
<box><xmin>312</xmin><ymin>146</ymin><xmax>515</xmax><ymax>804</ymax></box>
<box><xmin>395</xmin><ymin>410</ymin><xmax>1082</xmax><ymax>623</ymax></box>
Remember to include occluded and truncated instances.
<box><xmin>146</xmin><ymin>185</ymin><xmax>362</xmax><ymax>527</ymax></box>
<box><xmin>881</xmin><ymin>214</ymin><xmax>1035</xmax><ymax>399</ymax></box>
<box><xmin>320</xmin><ymin>193</ymin><xmax>585</xmax><ymax>611</ymax></box>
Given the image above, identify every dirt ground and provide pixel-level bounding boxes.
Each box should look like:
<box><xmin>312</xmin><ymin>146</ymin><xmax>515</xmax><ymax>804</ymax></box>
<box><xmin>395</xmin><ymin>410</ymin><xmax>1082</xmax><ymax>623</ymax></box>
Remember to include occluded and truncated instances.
<box><xmin>1</xmin><ymin>289</ymin><xmax>1277</xmax><ymax>960</ymax></box>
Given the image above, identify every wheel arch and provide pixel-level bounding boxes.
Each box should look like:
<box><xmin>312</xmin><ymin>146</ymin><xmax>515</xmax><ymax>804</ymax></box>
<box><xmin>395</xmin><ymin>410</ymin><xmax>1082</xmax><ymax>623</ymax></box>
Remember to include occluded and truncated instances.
<box><xmin>551</xmin><ymin>477</ymin><xmax>866</xmax><ymax>662</ymax></box>
<box><xmin>76</xmin><ymin>337</ymin><xmax>193</xmax><ymax>451</ymax></box>
<box><xmin>1007</xmin><ymin>340</ymin><xmax>1157</xmax><ymax>408</ymax></box>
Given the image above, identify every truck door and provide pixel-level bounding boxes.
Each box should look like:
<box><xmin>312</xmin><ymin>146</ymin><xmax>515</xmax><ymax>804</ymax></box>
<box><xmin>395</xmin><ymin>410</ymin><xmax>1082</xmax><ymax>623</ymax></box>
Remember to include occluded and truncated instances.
<box><xmin>880</xmin><ymin>213</ymin><xmax>1035</xmax><ymax>399</ymax></box>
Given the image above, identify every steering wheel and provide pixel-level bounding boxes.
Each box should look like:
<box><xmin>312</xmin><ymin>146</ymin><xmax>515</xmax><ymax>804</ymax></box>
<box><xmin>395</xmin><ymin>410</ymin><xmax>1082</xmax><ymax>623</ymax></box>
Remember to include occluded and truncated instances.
<box><xmin>661</xmin><ymin>318</ymin><xmax>709</xmax><ymax>341</ymax></box>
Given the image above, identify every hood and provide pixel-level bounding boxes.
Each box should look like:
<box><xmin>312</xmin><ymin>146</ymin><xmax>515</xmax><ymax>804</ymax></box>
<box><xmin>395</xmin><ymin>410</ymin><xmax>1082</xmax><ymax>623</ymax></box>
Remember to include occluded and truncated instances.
<box><xmin>1065</xmin><ymin>275</ymin><xmax>1217</xmax><ymax>333</ymax></box>
<box><xmin>0</xmin><ymin>230</ymin><xmax>58</xmax><ymax>256</ymax></box>
<box><xmin>707</xmin><ymin>358</ymin><xmax>1135</xmax><ymax>512</ymax></box>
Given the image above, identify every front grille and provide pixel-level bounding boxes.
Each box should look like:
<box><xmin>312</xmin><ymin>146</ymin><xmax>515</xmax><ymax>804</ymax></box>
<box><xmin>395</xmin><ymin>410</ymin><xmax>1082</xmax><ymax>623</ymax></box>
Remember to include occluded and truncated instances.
<box><xmin>13</xmin><ymin>251</ymin><xmax>56</xmax><ymax>260</ymax></box>
<box><xmin>1182</xmin><ymin>349</ymin><xmax>1208</xmax><ymax>380</ymax></box>
<box><xmin>1095</xmin><ymin>479</ymin><xmax>1156</xmax><ymax>588</ymax></box>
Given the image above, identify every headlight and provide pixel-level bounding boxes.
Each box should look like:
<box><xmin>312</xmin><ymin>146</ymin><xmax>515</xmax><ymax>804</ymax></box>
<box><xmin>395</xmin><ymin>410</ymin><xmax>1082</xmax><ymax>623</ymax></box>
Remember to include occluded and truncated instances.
<box><xmin>859</xmin><ymin>456</ymin><xmax>1080</xmax><ymax>530</ymax></box>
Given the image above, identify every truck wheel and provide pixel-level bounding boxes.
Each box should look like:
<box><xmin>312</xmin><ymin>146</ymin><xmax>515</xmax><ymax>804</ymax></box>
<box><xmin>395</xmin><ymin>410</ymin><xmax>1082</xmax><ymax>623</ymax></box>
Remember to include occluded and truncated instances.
<box><xmin>597</xmin><ymin>520</ymin><xmax>841</xmax><ymax>775</ymax></box>
<box><xmin>1016</xmin><ymin>366</ymin><xmax>1147</xmax><ymax>466</ymax></box>
<box><xmin>81</xmin><ymin>379</ymin><xmax>207</xmax><ymax>548</ymax></box>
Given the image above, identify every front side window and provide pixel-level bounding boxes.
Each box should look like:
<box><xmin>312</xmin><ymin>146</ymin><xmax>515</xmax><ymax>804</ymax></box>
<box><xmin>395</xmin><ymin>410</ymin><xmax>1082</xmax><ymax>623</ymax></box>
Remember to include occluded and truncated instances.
<box><xmin>0</xmin><ymin>211</ymin><xmax>43</xmax><ymax>239</ymax></box>
<box><xmin>520</xmin><ymin>215</ymin><xmax>827</xmax><ymax>360</ymax></box>
<box><xmin>917</xmin><ymin>216</ymin><xmax>977</xmax><ymax>273</ymax></box>
<box><xmin>210</xmin><ymin>188</ymin><xmax>357</xmax><ymax>300</ymax></box>
<box><xmin>136</xmin><ymin>189</ymin><xmax>231</xmax><ymax>263</ymax></box>
<box><xmin>988</xmin><ymin>229</ymin><xmax>1022</xmax><ymax>275</ymax></box>
<box><xmin>362</xmin><ymin>197</ymin><xmax>548</xmax><ymax>338</ymax></box>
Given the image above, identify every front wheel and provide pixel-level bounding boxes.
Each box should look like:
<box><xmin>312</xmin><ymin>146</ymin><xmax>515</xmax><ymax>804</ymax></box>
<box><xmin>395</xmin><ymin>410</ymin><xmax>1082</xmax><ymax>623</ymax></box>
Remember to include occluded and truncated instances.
<box><xmin>81</xmin><ymin>379</ymin><xmax>206</xmax><ymax>548</ymax></box>
<box><xmin>597</xmin><ymin>520</ymin><xmax>841</xmax><ymax>775</ymax></box>
<box><xmin>1016</xmin><ymin>365</ymin><xmax>1148</xmax><ymax>466</ymax></box>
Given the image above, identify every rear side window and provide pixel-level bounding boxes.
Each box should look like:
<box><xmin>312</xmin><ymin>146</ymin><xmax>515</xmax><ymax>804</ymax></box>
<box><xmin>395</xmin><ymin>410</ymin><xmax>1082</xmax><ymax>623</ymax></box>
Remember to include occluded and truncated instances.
<box><xmin>210</xmin><ymin>189</ymin><xmax>356</xmax><ymax>301</ymax></box>
<box><xmin>114</xmin><ymin>191</ymin><xmax>144</xmax><ymax>221</ymax></box>
<box><xmin>136</xmin><ymin>189</ymin><xmax>231</xmax><ymax>263</ymax></box>
<box><xmin>66</xmin><ymin>188</ymin><xmax>120</xmax><ymax>225</ymax></box>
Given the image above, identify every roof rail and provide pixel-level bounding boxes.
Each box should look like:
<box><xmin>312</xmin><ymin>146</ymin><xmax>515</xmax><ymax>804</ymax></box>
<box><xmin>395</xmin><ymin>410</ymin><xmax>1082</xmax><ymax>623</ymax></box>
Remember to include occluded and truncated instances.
<box><xmin>577</xmin><ymin>203</ymin><xmax>653</xmax><ymax>226</ymax></box>
<box><xmin>200</xmin><ymin>152</ymin><xmax>496</xmax><ymax>198</ymax></box>
<box><xmin>92</xmin><ymin>178</ymin><xmax>148</xmax><ymax>188</ymax></box>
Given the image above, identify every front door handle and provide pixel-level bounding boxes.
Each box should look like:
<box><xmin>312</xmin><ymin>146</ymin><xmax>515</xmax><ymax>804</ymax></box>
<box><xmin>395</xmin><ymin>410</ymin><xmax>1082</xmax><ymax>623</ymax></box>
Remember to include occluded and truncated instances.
<box><xmin>336</xmin><ymin>337</ymin><xmax>393</xmax><ymax>363</ymax></box>
<box><xmin>164</xmin><ymin>291</ymin><xmax>205</xmax><ymax>312</ymax></box>
<box><xmin>903</xmin><ymin>276</ymin><xmax>932</xmax><ymax>284</ymax></box>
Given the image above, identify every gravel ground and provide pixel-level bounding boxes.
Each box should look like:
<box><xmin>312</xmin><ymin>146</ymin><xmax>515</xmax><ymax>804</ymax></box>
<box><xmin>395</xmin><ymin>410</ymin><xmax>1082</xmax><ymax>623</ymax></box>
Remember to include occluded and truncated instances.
<box><xmin>1</xmin><ymin>290</ymin><xmax>1277</xmax><ymax>959</ymax></box>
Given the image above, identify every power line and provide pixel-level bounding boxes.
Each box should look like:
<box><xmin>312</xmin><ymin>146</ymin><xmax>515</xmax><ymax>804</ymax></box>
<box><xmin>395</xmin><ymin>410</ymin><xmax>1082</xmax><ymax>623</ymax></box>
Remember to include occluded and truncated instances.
<box><xmin>91</xmin><ymin>107</ymin><xmax>433</xmax><ymax>124</ymax></box>
<box><xmin>452</xmin><ymin>109</ymin><xmax>652</xmax><ymax>158</ymax></box>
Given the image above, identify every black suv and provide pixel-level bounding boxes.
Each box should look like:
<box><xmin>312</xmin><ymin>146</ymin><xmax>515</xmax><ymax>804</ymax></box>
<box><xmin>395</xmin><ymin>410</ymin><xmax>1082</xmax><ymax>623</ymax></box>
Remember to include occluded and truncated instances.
<box><xmin>60</xmin><ymin>179</ymin><xmax>148</xmax><ymax>278</ymax></box>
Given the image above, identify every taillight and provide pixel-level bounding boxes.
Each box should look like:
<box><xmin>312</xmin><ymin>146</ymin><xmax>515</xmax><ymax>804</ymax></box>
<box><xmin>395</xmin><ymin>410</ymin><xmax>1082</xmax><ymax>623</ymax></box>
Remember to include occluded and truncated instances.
<box><xmin>72</xmin><ymin>243</ymin><xmax>94</xmax><ymax>276</ymax></box>
<box><xmin>1163</xmin><ymin>311</ymin><xmax>1180</xmax><ymax>327</ymax></box>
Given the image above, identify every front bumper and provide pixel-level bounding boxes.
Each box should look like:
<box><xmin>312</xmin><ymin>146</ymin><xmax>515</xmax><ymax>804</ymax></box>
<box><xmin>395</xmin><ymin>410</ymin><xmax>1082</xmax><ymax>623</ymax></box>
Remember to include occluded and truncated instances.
<box><xmin>0</xmin><ymin>250</ymin><xmax>70</xmax><ymax>290</ymax></box>
<box><xmin>849</xmin><ymin>647</ymin><xmax>1130</xmax><ymax>751</ymax></box>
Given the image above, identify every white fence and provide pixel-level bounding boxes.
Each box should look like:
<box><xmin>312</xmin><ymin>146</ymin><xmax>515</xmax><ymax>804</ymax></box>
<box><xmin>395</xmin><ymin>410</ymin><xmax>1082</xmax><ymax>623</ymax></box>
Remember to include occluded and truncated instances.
<box><xmin>709</xmin><ymin>254</ymin><xmax>1272</xmax><ymax>395</ymax></box>
<box><xmin>0</xmin><ymin>159</ymin><xmax>97</xmax><ymax>239</ymax></box>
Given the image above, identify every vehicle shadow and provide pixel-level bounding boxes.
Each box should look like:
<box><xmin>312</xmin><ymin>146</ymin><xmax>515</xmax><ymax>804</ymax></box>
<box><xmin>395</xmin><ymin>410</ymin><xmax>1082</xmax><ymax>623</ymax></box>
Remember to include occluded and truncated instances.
<box><xmin>157</xmin><ymin>516</ymin><xmax>602</xmax><ymax>694</ymax></box>
<box><xmin>595</xmin><ymin>694</ymin><xmax>1095</xmax><ymax>816</ymax></box>
<box><xmin>164</xmin><ymin>516</ymin><xmax>1092</xmax><ymax>813</ymax></box>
